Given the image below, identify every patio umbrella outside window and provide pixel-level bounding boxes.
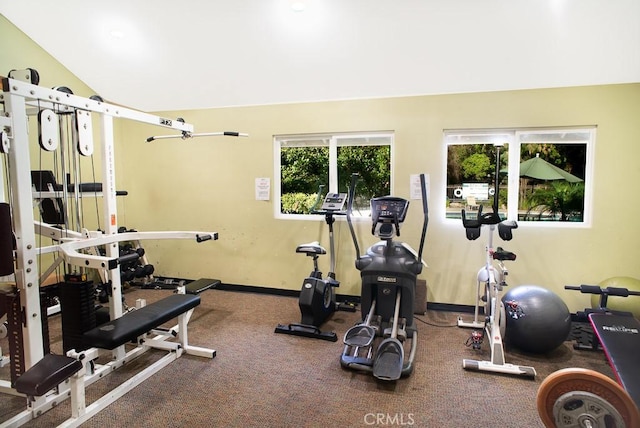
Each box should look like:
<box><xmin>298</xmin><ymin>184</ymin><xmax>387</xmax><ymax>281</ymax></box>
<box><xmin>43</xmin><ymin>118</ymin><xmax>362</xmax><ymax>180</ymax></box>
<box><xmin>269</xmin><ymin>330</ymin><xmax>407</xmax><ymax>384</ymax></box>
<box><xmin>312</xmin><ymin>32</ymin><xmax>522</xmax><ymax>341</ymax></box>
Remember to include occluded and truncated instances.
<box><xmin>515</xmin><ymin>154</ymin><xmax>584</xmax><ymax>221</ymax></box>
<box><xmin>518</xmin><ymin>153</ymin><xmax>583</xmax><ymax>183</ymax></box>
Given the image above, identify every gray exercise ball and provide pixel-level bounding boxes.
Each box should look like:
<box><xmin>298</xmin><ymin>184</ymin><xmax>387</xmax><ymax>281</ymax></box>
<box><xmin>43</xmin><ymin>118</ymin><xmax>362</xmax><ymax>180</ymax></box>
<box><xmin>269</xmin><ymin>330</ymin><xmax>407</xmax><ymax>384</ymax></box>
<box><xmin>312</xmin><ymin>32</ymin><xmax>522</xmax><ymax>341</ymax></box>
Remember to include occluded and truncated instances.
<box><xmin>502</xmin><ymin>285</ymin><xmax>571</xmax><ymax>354</ymax></box>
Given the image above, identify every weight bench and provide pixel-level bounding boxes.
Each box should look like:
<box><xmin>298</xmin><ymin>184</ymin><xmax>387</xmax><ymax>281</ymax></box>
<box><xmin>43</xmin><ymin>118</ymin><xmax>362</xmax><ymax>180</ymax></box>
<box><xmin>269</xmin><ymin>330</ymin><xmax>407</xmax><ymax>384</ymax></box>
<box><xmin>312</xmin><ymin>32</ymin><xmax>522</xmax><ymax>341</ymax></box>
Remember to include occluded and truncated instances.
<box><xmin>589</xmin><ymin>312</ymin><xmax>640</xmax><ymax>408</ymax></box>
<box><xmin>6</xmin><ymin>293</ymin><xmax>215</xmax><ymax>427</ymax></box>
<box><xmin>185</xmin><ymin>278</ymin><xmax>220</xmax><ymax>295</ymax></box>
<box><xmin>83</xmin><ymin>293</ymin><xmax>201</xmax><ymax>350</ymax></box>
<box><xmin>13</xmin><ymin>294</ymin><xmax>203</xmax><ymax>398</ymax></box>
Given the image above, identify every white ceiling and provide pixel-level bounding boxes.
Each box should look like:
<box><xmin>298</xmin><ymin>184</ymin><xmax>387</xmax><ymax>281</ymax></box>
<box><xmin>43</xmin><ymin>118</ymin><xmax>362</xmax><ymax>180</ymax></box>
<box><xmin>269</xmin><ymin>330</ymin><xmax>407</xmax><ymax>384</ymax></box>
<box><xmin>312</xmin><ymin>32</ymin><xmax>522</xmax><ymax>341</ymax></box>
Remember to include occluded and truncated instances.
<box><xmin>2</xmin><ymin>0</ymin><xmax>639</xmax><ymax>112</ymax></box>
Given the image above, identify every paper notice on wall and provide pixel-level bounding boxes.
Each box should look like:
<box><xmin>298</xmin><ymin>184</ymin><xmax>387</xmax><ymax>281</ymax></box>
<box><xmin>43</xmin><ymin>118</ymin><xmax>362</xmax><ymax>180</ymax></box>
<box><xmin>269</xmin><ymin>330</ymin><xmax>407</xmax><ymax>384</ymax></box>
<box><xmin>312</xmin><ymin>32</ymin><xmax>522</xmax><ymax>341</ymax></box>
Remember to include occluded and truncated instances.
<box><xmin>255</xmin><ymin>178</ymin><xmax>270</xmax><ymax>201</ymax></box>
<box><xmin>410</xmin><ymin>174</ymin><xmax>430</xmax><ymax>200</ymax></box>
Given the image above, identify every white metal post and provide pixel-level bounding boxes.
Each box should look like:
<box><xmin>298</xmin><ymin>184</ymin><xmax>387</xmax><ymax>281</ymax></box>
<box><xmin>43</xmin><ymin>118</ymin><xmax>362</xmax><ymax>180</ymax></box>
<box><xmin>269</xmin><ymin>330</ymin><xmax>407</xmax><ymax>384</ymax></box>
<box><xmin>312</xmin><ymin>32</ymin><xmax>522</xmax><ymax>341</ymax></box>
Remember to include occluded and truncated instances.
<box><xmin>3</xmin><ymin>91</ymin><xmax>45</xmax><ymax>369</ymax></box>
<box><xmin>99</xmin><ymin>113</ymin><xmax>126</xmax><ymax>361</ymax></box>
<box><xmin>0</xmin><ymin>115</ymin><xmax>11</xmax><ymax>203</ymax></box>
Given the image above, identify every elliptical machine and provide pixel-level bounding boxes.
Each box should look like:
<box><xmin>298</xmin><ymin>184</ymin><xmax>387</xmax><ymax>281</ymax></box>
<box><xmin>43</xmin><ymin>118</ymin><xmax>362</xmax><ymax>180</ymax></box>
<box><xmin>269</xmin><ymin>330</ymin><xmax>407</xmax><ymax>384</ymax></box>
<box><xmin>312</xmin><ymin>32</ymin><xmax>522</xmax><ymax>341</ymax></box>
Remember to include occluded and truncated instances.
<box><xmin>275</xmin><ymin>188</ymin><xmax>356</xmax><ymax>342</ymax></box>
<box><xmin>341</xmin><ymin>174</ymin><xmax>429</xmax><ymax>381</ymax></box>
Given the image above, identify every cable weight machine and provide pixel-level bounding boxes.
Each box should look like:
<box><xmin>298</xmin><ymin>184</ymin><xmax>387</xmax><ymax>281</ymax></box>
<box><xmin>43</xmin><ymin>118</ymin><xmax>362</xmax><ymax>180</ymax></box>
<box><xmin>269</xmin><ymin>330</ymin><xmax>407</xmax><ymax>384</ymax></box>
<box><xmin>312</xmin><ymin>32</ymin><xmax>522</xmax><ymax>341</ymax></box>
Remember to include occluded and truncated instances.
<box><xmin>1</xmin><ymin>68</ymin><xmax>244</xmax><ymax>427</ymax></box>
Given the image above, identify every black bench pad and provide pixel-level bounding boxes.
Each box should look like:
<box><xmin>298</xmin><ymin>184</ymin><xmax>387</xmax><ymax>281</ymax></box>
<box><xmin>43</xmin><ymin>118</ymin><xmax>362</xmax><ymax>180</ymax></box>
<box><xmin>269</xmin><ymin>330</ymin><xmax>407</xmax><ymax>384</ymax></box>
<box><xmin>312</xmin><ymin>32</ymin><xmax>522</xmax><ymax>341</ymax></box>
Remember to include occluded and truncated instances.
<box><xmin>185</xmin><ymin>278</ymin><xmax>220</xmax><ymax>294</ymax></box>
<box><xmin>15</xmin><ymin>354</ymin><xmax>83</xmax><ymax>396</ymax></box>
<box><xmin>83</xmin><ymin>294</ymin><xmax>200</xmax><ymax>350</ymax></box>
<box><xmin>589</xmin><ymin>313</ymin><xmax>640</xmax><ymax>408</ymax></box>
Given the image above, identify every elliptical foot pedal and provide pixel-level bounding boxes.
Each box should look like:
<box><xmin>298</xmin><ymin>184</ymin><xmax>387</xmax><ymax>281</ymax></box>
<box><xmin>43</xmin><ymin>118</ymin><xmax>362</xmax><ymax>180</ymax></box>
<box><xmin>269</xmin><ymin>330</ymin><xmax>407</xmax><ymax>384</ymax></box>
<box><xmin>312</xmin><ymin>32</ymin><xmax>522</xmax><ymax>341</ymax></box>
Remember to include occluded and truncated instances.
<box><xmin>373</xmin><ymin>338</ymin><xmax>404</xmax><ymax>381</ymax></box>
<box><xmin>185</xmin><ymin>278</ymin><xmax>220</xmax><ymax>294</ymax></box>
<box><xmin>344</xmin><ymin>325</ymin><xmax>376</xmax><ymax>347</ymax></box>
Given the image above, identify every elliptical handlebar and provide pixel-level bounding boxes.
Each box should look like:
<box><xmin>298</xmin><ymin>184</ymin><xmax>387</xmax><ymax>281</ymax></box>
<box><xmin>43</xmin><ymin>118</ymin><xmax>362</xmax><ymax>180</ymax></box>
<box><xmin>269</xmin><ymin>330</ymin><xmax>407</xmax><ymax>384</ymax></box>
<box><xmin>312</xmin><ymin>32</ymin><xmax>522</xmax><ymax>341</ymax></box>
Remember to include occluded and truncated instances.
<box><xmin>346</xmin><ymin>173</ymin><xmax>361</xmax><ymax>259</ymax></box>
<box><xmin>417</xmin><ymin>173</ymin><xmax>429</xmax><ymax>265</ymax></box>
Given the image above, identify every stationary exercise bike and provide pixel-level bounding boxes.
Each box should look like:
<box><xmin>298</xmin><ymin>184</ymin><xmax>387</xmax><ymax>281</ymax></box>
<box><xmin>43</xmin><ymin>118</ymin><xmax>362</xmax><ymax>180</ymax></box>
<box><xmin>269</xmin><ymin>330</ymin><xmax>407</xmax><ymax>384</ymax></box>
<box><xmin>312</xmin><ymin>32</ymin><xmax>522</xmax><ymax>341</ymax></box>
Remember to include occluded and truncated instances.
<box><xmin>457</xmin><ymin>144</ymin><xmax>536</xmax><ymax>378</ymax></box>
<box><xmin>275</xmin><ymin>188</ymin><xmax>356</xmax><ymax>342</ymax></box>
<box><xmin>341</xmin><ymin>174</ymin><xmax>429</xmax><ymax>381</ymax></box>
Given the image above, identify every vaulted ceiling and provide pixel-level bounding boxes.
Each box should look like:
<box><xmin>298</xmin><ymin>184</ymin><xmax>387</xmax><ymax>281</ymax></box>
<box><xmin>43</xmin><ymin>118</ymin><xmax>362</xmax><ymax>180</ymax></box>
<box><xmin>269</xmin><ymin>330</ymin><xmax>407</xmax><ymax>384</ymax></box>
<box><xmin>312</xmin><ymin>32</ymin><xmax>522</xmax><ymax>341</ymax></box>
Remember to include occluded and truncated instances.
<box><xmin>2</xmin><ymin>1</ymin><xmax>639</xmax><ymax>112</ymax></box>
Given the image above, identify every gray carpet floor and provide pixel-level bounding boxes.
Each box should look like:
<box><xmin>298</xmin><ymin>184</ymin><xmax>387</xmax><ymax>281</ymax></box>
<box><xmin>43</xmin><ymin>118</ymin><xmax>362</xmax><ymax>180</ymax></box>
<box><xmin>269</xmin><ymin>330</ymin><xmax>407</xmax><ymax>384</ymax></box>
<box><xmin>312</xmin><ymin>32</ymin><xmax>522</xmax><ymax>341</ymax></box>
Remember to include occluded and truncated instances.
<box><xmin>1</xmin><ymin>287</ymin><xmax>615</xmax><ymax>427</ymax></box>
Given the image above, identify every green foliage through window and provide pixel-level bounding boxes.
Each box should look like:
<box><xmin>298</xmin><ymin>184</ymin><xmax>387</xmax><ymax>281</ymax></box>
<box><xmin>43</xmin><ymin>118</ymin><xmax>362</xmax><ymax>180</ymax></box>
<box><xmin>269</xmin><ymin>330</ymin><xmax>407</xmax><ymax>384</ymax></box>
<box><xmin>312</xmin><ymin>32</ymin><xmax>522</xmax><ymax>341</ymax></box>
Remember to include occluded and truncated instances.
<box><xmin>276</xmin><ymin>133</ymin><xmax>393</xmax><ymax>216</ymax></box>
<box><xmin>445</xmin><ymin>129</ymin><xmax>593</xmax><ymax>225</ymax></box>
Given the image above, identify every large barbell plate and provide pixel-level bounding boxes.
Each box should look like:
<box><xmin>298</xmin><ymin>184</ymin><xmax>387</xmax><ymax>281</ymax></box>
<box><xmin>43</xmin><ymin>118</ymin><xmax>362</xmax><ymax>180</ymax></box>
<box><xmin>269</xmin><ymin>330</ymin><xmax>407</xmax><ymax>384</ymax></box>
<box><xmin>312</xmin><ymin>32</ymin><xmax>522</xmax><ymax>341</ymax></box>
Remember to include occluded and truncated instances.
<box><xmin>537</xmin><ymin>368</ymin><xmax>639</xmax><ymax>428</ymax></box>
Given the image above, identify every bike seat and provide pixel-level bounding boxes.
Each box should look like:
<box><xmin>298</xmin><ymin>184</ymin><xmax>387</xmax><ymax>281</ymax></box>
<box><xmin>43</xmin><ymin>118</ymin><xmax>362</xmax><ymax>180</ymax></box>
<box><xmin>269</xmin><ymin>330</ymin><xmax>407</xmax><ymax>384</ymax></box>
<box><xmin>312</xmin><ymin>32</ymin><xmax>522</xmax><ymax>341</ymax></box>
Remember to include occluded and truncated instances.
<box><xmin>493</xmin><ymin>247</ymin><xmax>516</xmax><ymax>261</ymax></box>
<box><xmin>296</xmin><ymin>241</ymin><xmax>327</xmax><ymax>256</ymax></box>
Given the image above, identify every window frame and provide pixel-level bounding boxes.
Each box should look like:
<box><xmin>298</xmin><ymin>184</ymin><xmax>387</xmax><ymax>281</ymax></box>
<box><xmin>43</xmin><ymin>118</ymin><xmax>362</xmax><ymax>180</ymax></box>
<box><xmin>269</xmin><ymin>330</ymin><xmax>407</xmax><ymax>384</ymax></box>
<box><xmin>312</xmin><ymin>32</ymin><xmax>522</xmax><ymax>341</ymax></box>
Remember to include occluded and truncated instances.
<box><xmin>273</xmin><ymin>131</ymin><xmax>394</xmax><ymax>220</ymax></box>
<box><xmin>443</xmin><ymin>127</ymin><xmax>595</xmax><ymax>228</ymax></box>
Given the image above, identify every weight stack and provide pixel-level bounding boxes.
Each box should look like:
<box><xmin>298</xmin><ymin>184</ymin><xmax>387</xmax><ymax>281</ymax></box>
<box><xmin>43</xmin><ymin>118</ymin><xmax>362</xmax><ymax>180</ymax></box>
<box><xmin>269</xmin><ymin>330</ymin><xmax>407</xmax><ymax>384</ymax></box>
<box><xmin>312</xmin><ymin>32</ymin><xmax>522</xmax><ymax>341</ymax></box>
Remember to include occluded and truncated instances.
<box><xmin>59</xmin><ymin>276</ymin><xmax>96</xmax><ymax>353</ymax></box>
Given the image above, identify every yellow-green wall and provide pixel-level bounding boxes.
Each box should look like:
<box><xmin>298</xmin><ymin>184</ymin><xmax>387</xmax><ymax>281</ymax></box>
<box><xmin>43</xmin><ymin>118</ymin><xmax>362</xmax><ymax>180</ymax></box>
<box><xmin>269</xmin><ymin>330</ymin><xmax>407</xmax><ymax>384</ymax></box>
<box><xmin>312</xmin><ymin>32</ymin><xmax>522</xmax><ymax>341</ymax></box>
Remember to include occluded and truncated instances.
<box><xmin>3</xmin><ymin>15</ymin><xmax>639</xmax><ymax>313</ymax></box>
<box><xmin>121</xmin><ymin>86</ymin><xmax>640</xmax><ymax>315</ymax></box>
<box><xmin>1</xmin><ymin>14</ymin><xmax>104</xmax><ymax>196</ymax></box>
<box><xmin>0</xmin><ymin>15</ymin><xmax>95</xmax><ymax>99</ymax></box>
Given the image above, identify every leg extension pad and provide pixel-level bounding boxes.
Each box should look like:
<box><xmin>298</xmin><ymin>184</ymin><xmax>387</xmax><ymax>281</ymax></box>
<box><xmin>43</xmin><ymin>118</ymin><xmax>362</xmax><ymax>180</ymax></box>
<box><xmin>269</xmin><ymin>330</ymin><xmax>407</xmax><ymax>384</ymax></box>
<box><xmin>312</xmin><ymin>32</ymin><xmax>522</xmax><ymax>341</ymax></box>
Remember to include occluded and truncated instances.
<box><xmin>15</xmin><ymin>354</ymin><xmax>82</xmax><ymax>396</ymax></box>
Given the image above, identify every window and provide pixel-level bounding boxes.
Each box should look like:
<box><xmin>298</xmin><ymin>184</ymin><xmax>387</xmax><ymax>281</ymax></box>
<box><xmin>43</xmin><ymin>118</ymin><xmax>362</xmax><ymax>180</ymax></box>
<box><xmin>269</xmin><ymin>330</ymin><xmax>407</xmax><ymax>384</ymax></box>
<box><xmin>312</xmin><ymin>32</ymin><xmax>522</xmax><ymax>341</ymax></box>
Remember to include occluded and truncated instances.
<box><xmin>274</xmin><ymin>132</ymin><xmax>393</xmax><ymax>219</ymax></box>
<box><xmin>445</xmin><ymin>127</ymin><xmax>595</xmax><ymax>226</ymax></box>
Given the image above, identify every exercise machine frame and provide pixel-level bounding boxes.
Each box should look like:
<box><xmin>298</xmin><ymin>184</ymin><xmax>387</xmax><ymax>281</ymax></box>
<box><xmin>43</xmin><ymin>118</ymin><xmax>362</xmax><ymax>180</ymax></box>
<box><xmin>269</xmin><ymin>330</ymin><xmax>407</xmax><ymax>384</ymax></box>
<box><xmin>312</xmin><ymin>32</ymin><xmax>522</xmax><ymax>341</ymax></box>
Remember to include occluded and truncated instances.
<box><xmin>0</xmin><ymin>74</ymin><xmax>230</xmax><ymax>427</ymax></box>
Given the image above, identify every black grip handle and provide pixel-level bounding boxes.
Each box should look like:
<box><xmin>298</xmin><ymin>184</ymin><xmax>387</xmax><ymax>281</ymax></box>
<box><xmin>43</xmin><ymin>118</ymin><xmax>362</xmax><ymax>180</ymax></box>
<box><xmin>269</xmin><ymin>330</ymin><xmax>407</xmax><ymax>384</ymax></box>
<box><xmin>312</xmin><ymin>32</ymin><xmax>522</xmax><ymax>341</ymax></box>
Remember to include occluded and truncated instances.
<box><xmin>605</xmin><ymin>286</ymin><xmax>640</xmax><ymax>297</ymax></box>
<box><xmin>564</xmin><ymin>284</ymin><xmax>634</xmax><ymax>297</ymax></box>
<box><xmin>223</xmin><ymin>132</ymin><xmax>240</xmax><ymax>137</ymax></box>
<box><xmin>565</xmin><ymin>284</ymin><xmax>602</xmax><ymax>294</ymax></box>
<box><xmin>196</xmin><ymin>234</ymin><xmax>212</xmax><ymax>243</ymax></box>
